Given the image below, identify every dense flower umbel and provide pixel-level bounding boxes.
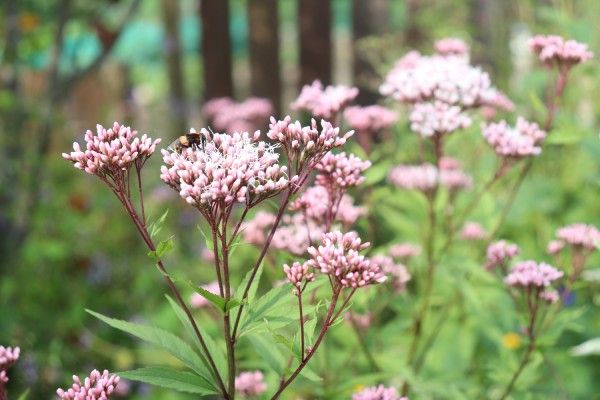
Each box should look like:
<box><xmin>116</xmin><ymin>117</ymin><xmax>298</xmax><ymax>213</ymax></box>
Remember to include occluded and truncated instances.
<box><xmin>315</xmin><ymin>152</ymin><xmax>371</xmax><ymax>189</ymax></box>
<box><xmin>482</xmin><ymin>117</ymin><xmax>547</xmax><ymax>158</ymax></box>
<box><xmin>306</xmin><ymin>231</ymin><xmax>386</xmax><ymax>288</ymax></box>
<box><xmin>555</xmin><ymin>223</ymin><xmax>600</xmax><ymax>250</ymax></box>
<box><xmin>291</xmin><ymin>80</ymin><xmax>359</xmax><ymax>119</ymax></box>
<box><xmin>283</xmin><ymin>262</ymin><xmax>315</xmax><ymax>291</ymax></box>
<box><xmin>540</xmin><ymin>289</ymin><xmax>560</xmax><ymax>304</ymax></box>
<box><xmin>481</xmin><ymin>89</ymin><xmax>515</xmax><ymax>120</ymax></box>
<box><xmin>460</xmin><ymin>221</ymin><xmax>487</xmax><ymax>240</ymax></box>
<box><xmin>409</xmin><ymin>101</ymin><xmax>472</xmax><ymax>137</ymax></box>
<box><xmin>202</xmin><ymin>97</ymin><xmax>273</xmax><ymax>133</ymax></box>
<box><xmin>372</xmin><ymin>255</ymin><xmax>411</xmax><ymax>293</ymax></box>
<box><xmin>434</xmin><ymin>37</ymin><xmax>469</xmax><ymax>57</ymax></box>
<box><xmin>63</xmin><ymin>122</ymin><xmax>160</xmax><ymax>176</ymax></box>
<box><xmin>0</xmin><ymin>346</ymin><xmax>20</xmax><ymax>384</ymax></box>
<box><xmin>234</xmin><ymin>371</ymin><xmax>267</xmax><ymax>396</ymax></box>
<box><xmin>389</xmin><ymin>243</ymin><xmax>422</xmax><ymax>259</ymax></box>
<box><xmin>505</xmin><ymin>261</ymin><xmax>563</xmax><ymax>288</ymax></box>
<box><xmin>388</xmin><ymin>163</ymin><xmax>471</xmax><ymax>192</ymax></box>
<box><xmin>380</xmin><ymin>52</ymin><xmax>494</xmax><ymax>107</ymax></box>
<box><xmin>486</xmin><ymin>240</ymin><xmax>520</xmax><ymax>270</ymax></box>
<box><xmin>57</xmin><ymin>369</ymin><xmax>120</xmax><ymax>400</ymax></box>
<box><xmin>344</xmin><ymin>105</ymin><xmax>398</xmax><ymax>133</ymax></box>
<box><xmin>161</xmin><ymin>129</ymin><xmax>290</xmax><ymax>207</ymax></box>
<box><xmin>290</xmin><ymin>185</ymin><xmax>366</xmax><ymax>227</ymax></box>
<box><xmin>267</xmin><ymin>116</ymin><xmax>354</xmax><ymax>173</ymax></box>
<box><xmin>528</xmin><ymin>35</ymin><xmax>593</xmax><ymax>68</ymax></box>
<box><xmin>352</xmin><ymin>384</ymin><xmax>407</xmax><ymax>400</ymax></box>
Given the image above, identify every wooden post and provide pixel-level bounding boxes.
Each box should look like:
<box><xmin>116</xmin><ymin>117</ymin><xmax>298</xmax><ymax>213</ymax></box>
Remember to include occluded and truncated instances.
<box><xmin>298</xmin><ymin>0</ymin><xmax>332</xmax><ymax>87</ymax></box>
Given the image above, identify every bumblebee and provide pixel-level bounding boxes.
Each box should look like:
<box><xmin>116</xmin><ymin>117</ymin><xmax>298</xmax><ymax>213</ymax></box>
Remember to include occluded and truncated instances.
<box><xmin>168</xmin><ymin>129</ymin><xmax>207</xmax><ymax>153</ymax></box>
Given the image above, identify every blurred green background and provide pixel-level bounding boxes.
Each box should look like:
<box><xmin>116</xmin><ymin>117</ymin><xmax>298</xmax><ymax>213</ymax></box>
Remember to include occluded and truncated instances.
<box><xmin>1</xmin><ymin>0</ymin><xmax>599</xmax><ymax>398</ymax></box>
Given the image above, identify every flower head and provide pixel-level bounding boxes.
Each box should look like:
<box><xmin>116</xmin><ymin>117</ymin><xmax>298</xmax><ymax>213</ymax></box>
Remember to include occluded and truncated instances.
<box><xmin>315</xmin><ymin>152</ymin><xmax>371</xmax><ymax>189</ymax></box>
<box><xmin>0</xmin><ymin>346</ymin><xmax>20</xmax><ymax>384</ymax></box>
<box><xmin>202</xmin><ymin>97</ymin><xmax>273</xmax><ymax>133</ymax></box>
<box><xmin>344</xmin><ymin>105</ymin><xmax>398</xmax><ymax>133</ymax></box>
<box><xmin>539</xmin><ymin>289</ymin><xmax>559</xmax><ymax>304</ymax></box>
<box><xmin>63</xmin><ymin>122</ymin><xmax>160</xmax><ymax>177</ymax></box>
<box><xmin>389</xmin><ymin>163</ymin><xmax>471</xmax><ymax>193</ymax></box>
<box><xmin>290</xmin><ymin>185</ymin><xmax>366</xmax><ymax>227</ymax></box>
<box><xmin>161</xmin><ymin>129</ymin><xmax>290</xmax><ymax>208</ymax></box>
<box><xmin>486</xmin><ymin>240</ymin><xmax>520</xmax><ymax>270</ymax></box>
<box><xmin>353</xmin><ymin>384</ymin><xmax>406</xmax><ymax>400</ymax></box>
<box><xmin>482</xmin><ymin>117</ymin><xmax>546</xmax><ymax>158</ymax></box>
<box><xmin>306</xmin><ymin>231</ymin><xmax>386</xmax><ymax>288</ymax></box>
<box><xmin>505</xmin><ymin>261</ymin><xmax>563</xmax><ymax>288</ymax></box>
<box><xmin>235</xmin><ymin>371</ymin><xmax>267</xmax><ymax>397</ymax></box>
<box><xmin>57</xmin><ymin>369</ymin><xmax>120</xmax><ymax>400</ymax></box>
<box><xmin>409</xmin><ymin>101</ymin><xmax>472</xmax><ymax>137</ymax></box>
<box><xmin>460</xmin><ymin>222</ymin><xmax>487</xmax><ymax>240</ymax></box>
<box><xmin>372</xmin><ymin>255</ymin><xmax>411</xmax><ymax>293</ymax></box>
<box><xmin>434</xmin><ymin>37</ymin><xmax>469</xmax><ymax>57</ymax></box>
<box><xmin>291</xmin><ymin>80</ymin><xmax>358</xmax><ymax>119</ymax></box>
<box><xmin>283</xmin><ymin>262</ymin><xmax>315</xmax><ymax>292</ymax></box>
<box><xmin>389</xmin><ymin>243</ymin><xmax>422</xmax><ymax>259</ymax></box>
<box><xmin>529</xmin><ymin>35</ymin><xmax>593</xmax><ymax>68</ymax></box>
<box><xmin>555</xmin><ymin>223</ymin><xmax>600</xmax><ymax>250</ymax></box>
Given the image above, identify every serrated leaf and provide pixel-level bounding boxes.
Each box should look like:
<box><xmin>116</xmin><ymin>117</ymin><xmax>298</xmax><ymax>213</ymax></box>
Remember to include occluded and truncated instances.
<box><xmin>148</xmin><ymin>209</ymin><xmax>169</xmax><ymax>238</ymax></box>
<box><xmin>235</xmin><ymin>264</ymin><xmax>264</xmax><ymax>304</ymax></box>
<box><xmin>87</xmin><ymin>310</ymin><xmax>215</xmax><ymax>390</ymax></box>
<box><xmin>147</xmin><ymin>236</ymin><xmax>174</xmax><ymax>261</ymax></box>
<box><xmin>238</xmin><ymin>284</ymin><xmax>295</xmax><ymax>336</ymax></box>
<box><xmin>120</xmin><ymin>367</ymin><xmax>217</xmax><ymax>395</ymax></box>
<box><xmin>195</xmin><ymin>285</ymin><xmax>227</xmax><ymax>311</ymax></box>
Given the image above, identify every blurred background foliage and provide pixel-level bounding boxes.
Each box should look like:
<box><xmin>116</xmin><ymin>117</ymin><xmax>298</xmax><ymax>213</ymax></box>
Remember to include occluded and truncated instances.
<box><xmin>1</xmin><ymin>0</ymin><xmax>599</xmax><ymax>398</ymax></box>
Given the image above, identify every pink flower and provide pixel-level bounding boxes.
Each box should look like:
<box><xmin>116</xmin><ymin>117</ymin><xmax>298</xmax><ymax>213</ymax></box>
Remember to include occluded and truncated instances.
<box><xmin>388</xmin><ymin>164</ymin><xmax>438</xmax><ymax>192</ymax></box>
<box><xmin>372</xmin><ymin>255</ymin><xmax>411</xmax><ymax>293</ymax></box>
<box><xmin>556</xmin><ymin>223</ymin><xmax>600</xmax><ymax>250</ymax></box>
<box><xmin>202</xmin><ymin>97</ymin><xmax>273</xmax><ymax>133</ymax></box>
<box><xmin>482</xmin><ymin>117</ymin><xmax>546</xmax><ymax>158</ymax></box>
<box><xmin>460</xmin><ymin>222</ymin><xmax>487</xmax><ymax>240</ymax></box>
<box><xmin>353</xmin><ymin>384</ymin><xmax>406</xmax><ymax>400</ymax></box>
<box><xmin>57</xmin><ymin>369</ymin><xmax>120</xmax><ymax>400</ymax></box>
<box><xmin>0</xmin><ymin>346</ymin><xmax>20</xmax><ymax>384</ymax></box>
<box><xmin>315</xmin><ymin>152</ymin><xmax>371</xmax><ymax>189</ymax></box>
<box><xmin>306</xmin><ymin>231</ymin><xmax>386</xmax><ymax>288</ymax></box>
<box><xmin>283</xmin><ymin>262</ymin><xmax>315</xmax><ymax>291</ymax></box>
<box><xmin>529</xmin><ymin>35</ymin><xmax>593</xmax><ymax>68</ymax></box>
<box><xmin>267</xmin><ymin>116</ymin><xmax>354</xmax><ymax>171</ymax></box>
<box><xmin>505</xmin><ymin>261</ymin><xmax>563</xmax><ymax>288</ymax></box>
<box><xmin>345</xmin><ymin>312</ymin><xmax>373</xmax><ymax>329</ymax></box>
<box><xmin>380</xmin><ymin>53</ymin><xmax>494</xmax><ymax>107</ymax></box>
<box><xmin>63</xmin><ymin>122</ymin><xmax>160</xmax><ymax>176</ymax></box>
<box><xmin>539</xmin><ymin>289</ymin><xmax>559</xmax><ymax>304</ymax></box>
<box><xmin>344</xmin><ymin>105</ymin><xmax>398</xmax><ymax>133</ymax></box>
<box><xmin>190</xmin><ymin>281</ymin><xmax>222</xmax><ymax>308</ymax></box>
<box><xmin>434</xmin><ymin>37</ymin><xmax>469</xmax><ymax>57</ymax></box>
<box><xmin>547</xmin><ymin>240</ymin><xmax>565</xmax><ymax>255</ymax></box>
<box><xmin>389</xmin><ymin>243</ymin><xmax>422</xmax><ymax>259</ymax></box>
<box><xmin>290</xmin><ymin>185</ymin><xmax>366</xmax><ymax>227</ymax></box>
<box><xmin>242</xmin><ymin>211</ymin><xmax>277</xmax><ymax>246</ymax></box>
<box><xmin>161</xmin><ymin>129</ymin><xmax>290</xmax><ymax>208</ymax></box>
<box><xmin>410</xmin><ymin>101</ymin><xmax>471</xmax><ymax>137</ymax></box>
<box><xmin>291</xmin><ymin>80</ymin><xmax>359</xmax><ymax>119</ymax></box>
<box><xmin>235</xmin><ymin>371</ymin><xmax>267</xmax><ymax>396</ymax></box>
<box><xmin>486</xmin><ymin>240</ymin><xmax>520</xmax><ymax>270</ymax></box>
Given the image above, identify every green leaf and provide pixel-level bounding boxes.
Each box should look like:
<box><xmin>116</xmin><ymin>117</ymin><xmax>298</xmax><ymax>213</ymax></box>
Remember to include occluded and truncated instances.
<box><xmin>235</xmin><ymin>264</ymin><xmax>264</xmax><ymax>304</ymax></box>
<box><xmin>237</xmin><ymin>284</ymin><xmax>295</xmax><ymax>336</ymax></box>
<box><xmin>87</xmin><ymin>310</ymin><xmax>215</xmax><ymax>390</ymax></box>
<box><xmin>17</xmin><ymin>389</ymin><xmax>30</xmax><ymax>400</ymax></box>
<box><xmin>120</xmin><ymin>367</ymin><xmax>217</xmax><ymax>395</ymax></box>
<box><xmin>147</xmin><ymin>236</ymin><xmax>174</xmax><ymax>261</ymax></box>
<box><xmin>165</xmin><ymin>296</ymin><xmax>228</xmax><ymax>380</ymax></box>
<box><xmin>195</xmin><ymin>285</ymin><xmax>227</xmax><ymax>311</ymax></box>
<box><xmin>545</xmin><ymin>125</ymin><xmax>588</xmax><ymax>145</ymax></box>
<box><xmin>148</xmin><ymin>209</ymin><xmax>169</xmax><ymax>238</ymax></box>
<box><xmin>198</xmin><ymin>226</ymin><xmax>214</xmax><ymax>253</ymax></box>
<box><xmin>247</xmin><ymin>334</ymin><xmax>286</xmax><ymax>374</ymax></box>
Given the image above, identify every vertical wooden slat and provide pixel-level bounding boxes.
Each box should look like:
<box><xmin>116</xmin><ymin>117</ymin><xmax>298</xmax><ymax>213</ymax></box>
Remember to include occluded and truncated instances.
<box><xmin>200</xmin><ymin>0</ymin><xmax>234</xmax><ymax>100</ymax></box>
<box><xmin>298</xmin><ymin>0</ymin><xmax>332</xmax><ymax>87</ymax></box>
<box><xmin>248</xmin><ymin>0</ymin><xmax>281</xmax><ymax>114</ymax></box>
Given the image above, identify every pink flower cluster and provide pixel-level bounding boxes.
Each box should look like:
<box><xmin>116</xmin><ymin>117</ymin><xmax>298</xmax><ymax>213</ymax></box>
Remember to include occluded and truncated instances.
<box><xmin>306</xmin><ymin>231</ymin><xmax>386</xmax><ymax>288</ymax></box>
<box><xmin>283</xmin><ymin>262</ymin><xmax>315</xmax><ymax>291</ymax></box>
<box><xmin>290</xmin><ymin>185</ymin><xmax>366</xmax><ymax>228</ymax></box>
<box><xmin>161</xmin><ymin>129</ymin><xmax>290</xmax><ymax>207</ymax></box>
<box><xmin>0</xmin><ymin>346</ymin><xmax>19</xmax><ymax>384</ymax></box>
<box><xmin>481</xmin><ymin>89</ymin><xmax>515</xmax><ymax>120</ymax></box>
<box><xmin>353</xmin><ymin>385</ymin><xmax>407</xmax><ymax>400</ymax></box>
<box><xmin>291</xmin><ymin>80</ymin><xmax>359</xmax><ymax>119</ymax></box>
<box><xmin>371</xmin><ymin>255</ymin><xmax>411</xmax><ymax>293</ymax></box>
<box><xmin>345</xmin><ymin>312</ymin><xmax>373</xmax><ymax>329</ymax></box>
<box><xmin>388</xmin><ymin>163</ymin><xmax>471</xmax><ymax>192</ymax></box>
<box><xmin>482</xmin><ymin>117</ymin><xmax>547</xmax><ymax>158</ymax></box>
<box><xmin>555</xmin><ymin>223</ymin><xmax>600</xmax><ymax>250</ymax></box>
<box><xmin>461</xmin><ymin>222</ymin><xmax>487</xmax><ymax>240</ymax></box>
<box><xmin>190</xmin><ymin>281</ymin><xmax>221</xmax><ymax>308</ymax></box>
<box><xmin>547</xmin><ymin>240</ymin><xmax>565</xmax><ymax>255</ymax></box>
<box><xmin>434</xmin><ymin>37</ymin><xmax>469</xmax><ymax>57</ymax></box>
<box><xmin>234</xmin><ymin>371</ymin><xmax>267</xmax><ymax>396</ymax></box>
<box><xmin>267</xmin><ymin>117</ymin><xmax>354</xmax><ymax>170</ymax></box>
<box><xmin>505</xmin><ymin>261</ymin><xmax>563</xmax><ymax>288</ymax></box>
<box><xmin>389</xmin><ymin>243</ymin><xmax>422</xmax><ymax>259</ymax></box>
<box><xmin>315</xmin><ymin>152</ymin><xmax>371</xmax><ymax>189</ymax></box>
<box><xmin>57</xmin><ymin>369</ymin><xmax>120</xmax><ymax>400</ymax></box>
<box><xmin>63</xmin><ymin>122</ymin><xmax>160</xmax><ymax>176</ymax></box>
<box><xmin>529</xmin><ymin>35</ymin><xmax>593</xmax><ymax>68</ymax></box>
<box><xmin>539</xmin><ymin>289</ymin><xmax>560</xmax><ymax>304</ymax></box>
<box><xmin>202</xmin><ymin>97</ymin><xmax>273</xmax><ymax>133</ymax></box>
<box><xmin>380</xmin><ymin>52</ymin><xmax>494</xmax><ymax>107</ymax></box>
<box><xmin>485</xmin><ymin>240</ymin><xmax>520</xmax><ymax>270</ymax></box>
<box><xmin>343</xmin><ymin>105</ymin><xmax>398</xmax><ymax>133</ymax></box>
<box><xmin>409</xmin><ymin>101</ymin><xmax>472</xmax><ymax>137</ymax></box>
